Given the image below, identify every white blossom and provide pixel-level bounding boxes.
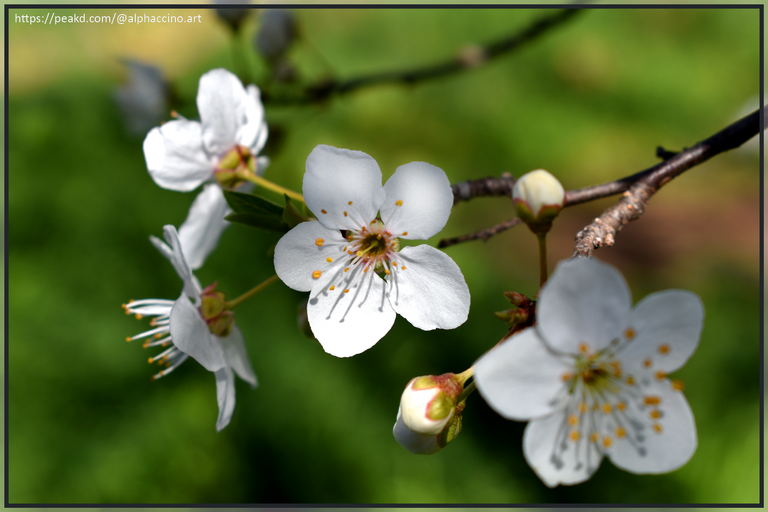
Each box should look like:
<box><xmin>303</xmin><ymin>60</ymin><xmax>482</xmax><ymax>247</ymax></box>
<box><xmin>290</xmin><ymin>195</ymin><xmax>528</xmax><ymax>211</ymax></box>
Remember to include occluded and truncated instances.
<box><xmin>474</xmin><ymin>258</ymin><xmax>703</xmax><ymax>487</ymax></box>
<box><xmin>143</xmin><ymin>68</ymin><xmax>269</xmax><ymax>269</ymax></box>
<box><xmin>274</xmin><ymin>145</ymin><xmax>470</xmax><ymax>357</ymax></box>
<box><xmin>123</xmin><ymin>225</ymin><xmax>256</xmax><ymax>431</ymax></box>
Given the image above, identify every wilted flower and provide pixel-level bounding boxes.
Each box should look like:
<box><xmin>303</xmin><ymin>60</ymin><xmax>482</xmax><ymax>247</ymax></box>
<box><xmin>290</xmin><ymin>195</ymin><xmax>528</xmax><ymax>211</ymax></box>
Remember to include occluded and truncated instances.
<box><xmin>474</xmin><ymin>258</ymin><xmax>703</xmax><ymax>487</ymax></box>
<box><xmin>274</xmin><ymin>145</ymin><xmax>470</xmax><ymax>357</ymax></box>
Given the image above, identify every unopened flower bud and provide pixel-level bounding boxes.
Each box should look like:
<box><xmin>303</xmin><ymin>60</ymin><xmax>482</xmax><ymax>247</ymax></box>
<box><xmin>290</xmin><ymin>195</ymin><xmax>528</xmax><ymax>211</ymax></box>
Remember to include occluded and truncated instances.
<box><xmin>399</xmin><ymin>374</ymin><xmax>462</xmax><ymax>435</ymax></box>
<box><xmin>512</xmin><ymin>169</ymin><xmax>565</xmax><ymax>234</ymax></box>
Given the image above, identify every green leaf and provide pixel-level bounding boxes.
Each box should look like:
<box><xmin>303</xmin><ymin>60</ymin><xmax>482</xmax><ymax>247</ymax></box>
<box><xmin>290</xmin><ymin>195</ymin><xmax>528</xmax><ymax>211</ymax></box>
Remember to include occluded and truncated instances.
<box><xmin>225</xmin><ymin>212</ymin><xmax>290</xmax><ymax>233</ymax></box>
<box><xmin>223</xmin><ymin>190</ymin><xmax>284</xmax><ymax>216</ymax></box>
<box><xmin>282</xmin><ymin>194</ymin><xmax>311</xmax><ymax>229</ymax></box>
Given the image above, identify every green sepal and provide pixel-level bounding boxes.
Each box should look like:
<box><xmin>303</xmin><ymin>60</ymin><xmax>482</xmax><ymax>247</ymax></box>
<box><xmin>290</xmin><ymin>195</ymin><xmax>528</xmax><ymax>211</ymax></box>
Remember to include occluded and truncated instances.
<box><xmin>437</xmin><ymin>408</ymin><xmax>463</xmax><ymax>449</ymax></box>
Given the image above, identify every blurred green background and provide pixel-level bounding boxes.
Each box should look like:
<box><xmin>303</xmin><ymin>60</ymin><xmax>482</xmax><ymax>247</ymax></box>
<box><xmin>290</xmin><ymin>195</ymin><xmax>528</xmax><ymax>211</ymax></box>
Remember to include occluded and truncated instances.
<box><xmin>7</xmin><ymin>6</ymin><xmax>760</xmax><ymax>505</ymax></box>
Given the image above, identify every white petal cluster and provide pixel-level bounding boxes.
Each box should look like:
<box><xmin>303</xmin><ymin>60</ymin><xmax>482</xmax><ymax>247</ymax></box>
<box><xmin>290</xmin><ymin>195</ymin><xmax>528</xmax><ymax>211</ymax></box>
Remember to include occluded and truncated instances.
<box><xmin>474</xmin><ymin>258</ymin><xmax>703</xmax><ymax>487</ymax></box>
<box><xmin>124</xmin><ymin>225</ymin><xmax>257</xmax><ymax>431</ymax></box>
<box><xmin>142</xmin><ymin>68</ymin><xmax>269</xmax><ymax>269</ymax></box>
<box><xmin>274</xmin><ymin>145</ymin><xmax>471</xmax><ymax>357</ymax></box>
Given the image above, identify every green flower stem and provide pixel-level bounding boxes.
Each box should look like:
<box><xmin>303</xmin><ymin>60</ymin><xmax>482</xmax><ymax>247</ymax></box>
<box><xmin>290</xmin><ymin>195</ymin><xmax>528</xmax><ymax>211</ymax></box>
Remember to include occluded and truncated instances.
<box><xmin>237</xmin><ymin>170</ymin><xmax>305</xmax><ymax>203</ymax></box>
<box><xmin>458</xmin><ymin>380</ymin><xmax>476</xmax><ymax>403</ymax></box>
<box><xmin>537</xmin><ymin>232</ymin><xmax>548</xmax><ymax>287</ymax></box>
<box><xmin>224</xmin><ymin>274</ymin><xmax>281</xmax><ymax>310</ymax></box>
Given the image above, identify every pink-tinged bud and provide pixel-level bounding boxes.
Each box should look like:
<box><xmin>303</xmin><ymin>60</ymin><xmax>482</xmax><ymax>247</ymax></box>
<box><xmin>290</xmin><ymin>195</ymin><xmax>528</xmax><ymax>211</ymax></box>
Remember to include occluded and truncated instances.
<box><xmin>214</xmin><ymin>145</ymin><xmax>257</xmax><ymax>189</ymax></box>
<box><xmin>512</xmin><ymin>169</ymin><xmax>566</xmax><ymax>234</ymax></box>
<box><xmin>199</xmin><ymin>282</ymin><xmax>235</xmax><ymax>337</ymax></box>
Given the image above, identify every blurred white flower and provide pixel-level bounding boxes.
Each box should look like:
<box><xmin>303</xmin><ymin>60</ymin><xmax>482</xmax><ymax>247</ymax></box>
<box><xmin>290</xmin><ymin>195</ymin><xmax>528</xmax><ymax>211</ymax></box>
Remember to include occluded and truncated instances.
<box><xmin>123</xmin><ymin>225</ymin><xmax>256</xmax><ymax>431</ymax></box>
<box><xmin>474</xmin><ymin>258</ymin><xmax>703</xmax><ymax>487</ymax></box>
<box><xmin>114</xmin><ymin>59</ymin><xmax>168</xmax><ymax>136</ymax></box>
<box><xmin>274</xmin><ymin>145</ymin><xmax>470</xmax><ymax>357</ymax></box>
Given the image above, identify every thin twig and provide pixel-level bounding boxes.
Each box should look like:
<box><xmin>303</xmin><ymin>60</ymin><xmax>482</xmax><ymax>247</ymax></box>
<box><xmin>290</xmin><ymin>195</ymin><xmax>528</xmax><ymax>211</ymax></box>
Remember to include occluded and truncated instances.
<box><xmin>451</xmin><ymin>174</ymin><xmax>516</xmax><ymax>205</ymax></box>
<box><xmin>572</xmin><ymin>109</ymin><xmax>760</xmax><ymax>258</ymax></box>
<box><xmin>438</xmin><ymin>218</ymin><xmax>521</xmax><ymax>248</ymax></box>
<box><xmin>264</xmin><ymin>9</ymin><xmax>582</xmax><ymax>105</ymax></box>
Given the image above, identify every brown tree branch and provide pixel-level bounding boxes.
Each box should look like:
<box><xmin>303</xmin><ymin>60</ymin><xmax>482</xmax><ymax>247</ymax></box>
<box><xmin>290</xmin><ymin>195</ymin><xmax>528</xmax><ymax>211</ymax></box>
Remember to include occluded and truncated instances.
<box><xmin>572</xmin><ymin>109</ymin><xmax>760</xmax><ymax>258</ymax></box>
<box><xmin>439</xmin><ymin>109</ymin><xmax>761</xmax><ymax>250</ymax></box>
<box><xmin>264</xmin><ymin>9</ymin><xmax>582</xmax><ymax>105</ymax></box>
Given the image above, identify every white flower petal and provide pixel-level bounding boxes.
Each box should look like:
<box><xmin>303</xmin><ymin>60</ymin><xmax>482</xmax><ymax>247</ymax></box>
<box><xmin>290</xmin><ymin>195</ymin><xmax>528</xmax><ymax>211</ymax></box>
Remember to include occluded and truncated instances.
<box><xmin>219</xmin><ymin>325</ymin><xmax>257</xmax><ymax>387</ymax></box>
<box><xmin>303</xmin><ymin>145</ymin><xmax>385</xmax><ymax>231</ymax></box>
<box><xmin>608</xmin><ymin>379</ymin><xmax>697</xmax><ymax>474</ymax></box>
<box><xmin>619</xmin><ymin>290</ymin><xmax>704</xmax><ymax>374</ymax></box>
<box><xmin>393</xmin><ymin>406</ymin><xmax>442</xmax><ymax>455</ymax></box>
<box><xmin>386</xmin><ymin>245</ymin><xmax>469</xmax><ymax>331</ymax></box>
<box><xmin>236</xmin><ymin>84</ymin><xmax>267</xmax><ymax>150</ymax></box>
<box><xmin>537</xmin><ymin>258</ymin><xmax>631</xmax><ymax>354</ymax></box>
<box><xmin>169</xmin><ymin>293</ymin><xmax>226</xmax><ymax>372</ymax></box>
<box><xmin>143</xmin><ymin>122</ymin><xmax>214</xmax><ymax>192</ymax></box>
<box><xmin>197</xmin><ymin>69</ymin><xmax>249</xmax><ymax>156</ymax></box>
<box><xmin>274</xmin><ymin>221</ymin><xmax>346</xmax><ymax>292</ymax></box>
<box><xmin>152</xmin><ymin>225</ymin><xmax>201</xmax><ymax>300</ymax></box>
<box><xmin>523</xmin><ymin>411</ymin><xmax>603</xmax><ymax>487</ymax></box>
<box><xmin>474</xmin><ymin>328</ymin><xmax>570</xmax><ymax>420</ymax></box>
<box><xmin>306</xmin><ymin>266</ymin><xmax>396</xmax><ymax>357</ymax></box>
<box><xmin>379</xmin><ymin>161</ymin><xmax>453</xmax><ymax>240</ymax></box>
<box><xmin>214</xmin><ymin>366</ymin><xmax>237</xmax><ymax>431</ymax></box>
<box><xmin>178</xmin><ymin>184</ymin><xmax>231</xmax><ymax>270</ymax></box>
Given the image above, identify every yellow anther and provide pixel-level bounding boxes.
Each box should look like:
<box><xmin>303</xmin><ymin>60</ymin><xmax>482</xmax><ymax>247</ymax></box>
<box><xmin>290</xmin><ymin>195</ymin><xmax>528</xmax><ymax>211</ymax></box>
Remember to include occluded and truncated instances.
<box><xmin>570</xmin><ymin>430</ymin><xmax>581</xmax><ymax>442</ymax></box>
<box><xmin>655</xmin><ymin>370</ymin><xmax>667</xmax><ymax>380</ymax></box>
<box><xmin>363</xmin><ymin>267</ymin><xmax>369</xmax><ymax>273</ymax></box>
<box><xmin>644</xmin><ymin>396</ymin><xmax>661</xmax><ymax>406</ymax></box>
<box><xmin>643</xmin><ymin>358</ymin><xmax>652</xmax><ymax>368</ymax></box>
<box><xmin>652</xmin><ymin>423</ymin><xmax>663</xmax><ymax>434</ymax></box>
<box><xmin>315</xmin><ymin>238</ymin><xmax>324</xmax><ymax>247</ymax></box>
<box><xmin>402</xmin><ymin>231</ymin><xmax>408</xmax><ymax>236</ymax></box>
<box><xmin>312</xmin><ymin>270</ymin><xmax>322</xmax><ymax>279</ymax></box>
<box><xmin>615</xmin><ymin>427</ymin><xmax>626</xmax><ymax>438</ymax></box>
<box><xmin>126</xmin><ymin>337</ymin><xmax>132</xmax><ymax>342</ymax></box>
<box><xmin>344</xmin><ymin>267</ymin><xmax>349</xmax><ymax>273</ymax></box>
<box><xmin>578</xmin><ymin>402</ymin><xmax>588</xmax><ymax>414</ymax></box>
<box><xmin>590</xmin><ymin>432</ymin><xmax>599</xmax><ymax>443</ymax></box>
<box><xmin>602</xmin><ymin>403</ymin><xmax>613</xmax><ymax>414</ymax></box>
<box><xmin>343</xmin><ymin>289</ymin><xmax>350</xmax><ymax>294</ymax></box>
<box><xmin>602</xmin><ymin>436</ymin><xmax>613</xmax><ymax>448</ymax></box>
<box><xmin>321</xmin><ymin>209</ymin><xmax>327</xmax><ymax>214</ymax></box>
<box><xmin>650</xmin><ymin>409</ymin><xmax>661</xmax><ymax>419</ymax></box>
<box><xmin>616</xmin><ymin>401</ymin><xmax>626</xmax><ymax>412</ymax></box>
<box><xmin>135</xmin><ymin>314</ymin><xmax>143</xmax><ymax>320</ymax></box>
<box><xmin>384</xmin><ymin>269</ymin><xmax>391</xmax><ymax>275</ymax></box>
<box><xmin>326</xmin><ymin>257</ymin><xmax>333</xmax><ymax>263</ymax></box>
<box><xmin>154</xmin><ymin>333</ymin><xmax>162</xmax><ymax>339</ymax></box>
<box><xmin>343</xmin><ymin>211</ymin><xmax>348</xmax><ymax>217</ymax></box>
<box><xmin>658</xmin><ymin>344</ymin><xmax>670</xmax><ymax>355</ymax></box>
<box><xmin>356</xmin><ymin>251</ymin><xmax>364</xmax><ymax>257</ymax></box>
<box><xmin>578</xmin><ymin>342</ymin><xmax>590</xmax><ymax>354</ymax></box>
<box><xmin>148</xmin><ymin>357</ymin><xmax>154</xmax><ymax>364</ymax></box>
<box><xmin>625</xmin><ymin>327</ymin><xmax>635</xmax><ymax>339</ymax></box>
<box><xmin>401</xmin><ymin>266</ymin><xmax>406</xmax><ymax>270</ymax></box>
<box><xmin>396</xmin><ymin>200</ymin><xmax>403</xmax><ymax>206</ymax></box>
<box><xmin>348</xmin><ymin>201</ymin><xmax>353</xmax><ymax>205</ymax></box>
<box><xmin>625</xmin><ymin>375</ymin><xmax>635</xmax><ymax>386</ymax></box>
<box><xmin>561</xmin><ymin>372</ymin><xmax>572</xmax><ymax>382</ymax></box>
<box><xmin>329</xmin><ymin>286</ymin><xmax>335</xmax><ymax>291</ymax></box>
<box><xmin>672</xmin><ymin>379</ymin><xmax>685</xmax><ymax>391</ymax></box>
<box><xmin>568</xmin><ymin>414</ymin><xmax>578</xmax><ymax>426</ymax></box>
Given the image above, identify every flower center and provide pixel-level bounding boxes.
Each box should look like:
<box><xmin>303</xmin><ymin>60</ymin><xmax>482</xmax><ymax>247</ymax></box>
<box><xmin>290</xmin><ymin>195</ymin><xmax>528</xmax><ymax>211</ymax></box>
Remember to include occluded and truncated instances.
<box><xmin>346</xmin><ymin>220</ymin><xmax>400</xmax><ymax>274</ymax></box>
<box><xmin>214</xmin><ymin>145</ymin><xmax>256</xmax><ymax>188</ymax></box>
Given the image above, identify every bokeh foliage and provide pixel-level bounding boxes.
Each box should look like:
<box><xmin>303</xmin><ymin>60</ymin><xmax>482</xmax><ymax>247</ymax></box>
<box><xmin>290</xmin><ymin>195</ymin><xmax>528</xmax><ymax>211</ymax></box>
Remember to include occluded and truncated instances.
<box><xmin>7</xmin><ymin>6</ymin><xmax>760</xmax><ymax>504</ymax></box>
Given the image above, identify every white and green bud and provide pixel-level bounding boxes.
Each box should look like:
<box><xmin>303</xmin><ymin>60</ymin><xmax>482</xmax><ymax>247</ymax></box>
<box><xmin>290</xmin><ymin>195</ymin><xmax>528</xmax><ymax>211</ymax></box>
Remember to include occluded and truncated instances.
<box><xmin>512</xmin><ymin>169</ymin><xmax>566</xmax><ymax>234</ymax></box>
<box><xmin>393</xmin><ymin>373</ymin><xmax>467</xmax><ymax>455</ymax></box>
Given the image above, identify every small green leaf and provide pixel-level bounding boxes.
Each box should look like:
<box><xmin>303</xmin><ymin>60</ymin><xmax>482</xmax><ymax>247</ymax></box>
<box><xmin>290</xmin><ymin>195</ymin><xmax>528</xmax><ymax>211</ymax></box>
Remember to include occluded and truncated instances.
<box><xmin>225</xmin><ymin>212</ymin><xmax>290</xmax><ymax>233</ymax></box>
<box><xmin>282</xmin><ymin>194</ymin><xmax>310</xmax><ymax>229</ymax></box>
<box><xmin>223</xmin><ymin>190</ymin><xmax>284</xmax><ymax>216</ymax></box>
